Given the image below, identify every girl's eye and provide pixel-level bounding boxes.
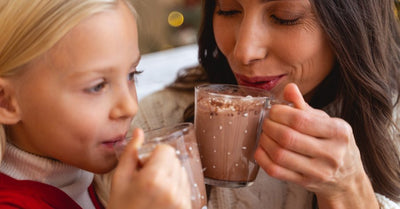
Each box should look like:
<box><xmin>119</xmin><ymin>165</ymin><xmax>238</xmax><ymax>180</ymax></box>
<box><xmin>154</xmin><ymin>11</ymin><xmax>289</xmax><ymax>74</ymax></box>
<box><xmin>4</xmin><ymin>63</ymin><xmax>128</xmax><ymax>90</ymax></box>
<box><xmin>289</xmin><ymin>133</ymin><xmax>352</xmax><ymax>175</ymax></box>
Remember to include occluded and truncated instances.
<box><xmin>216</xmin><ymin>9</ymin><xmax>241</xmax><ymax>17</ymax></box>
<box><xmin>128</xmin><ymin>70</ymin><xmax>143</xmax><ymax>82</ymax></box>
<box><xmin>270</xmin><ymin>15</ymin><xmax>300</xmax><ymax>25</ymax></box>
<box><xmin>85</xmin><ymin>81</ymin><xmax>107</xmax><ymax>93</ymax></box>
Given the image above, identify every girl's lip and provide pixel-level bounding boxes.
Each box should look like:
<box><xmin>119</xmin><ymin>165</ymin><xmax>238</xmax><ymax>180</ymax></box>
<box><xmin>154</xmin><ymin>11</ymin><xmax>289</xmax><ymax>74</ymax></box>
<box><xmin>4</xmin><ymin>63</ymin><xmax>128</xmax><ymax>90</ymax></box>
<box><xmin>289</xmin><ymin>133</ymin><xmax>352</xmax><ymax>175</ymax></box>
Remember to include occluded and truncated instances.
<box><xmin>235</xmin><ymin>73</ymin><xmax>284</xmax><ymax>91</ymax></box>
<box><xmin>102</xmin><ymin>135</ymin><xmax>126</xmax><ymax>148</ymax></box>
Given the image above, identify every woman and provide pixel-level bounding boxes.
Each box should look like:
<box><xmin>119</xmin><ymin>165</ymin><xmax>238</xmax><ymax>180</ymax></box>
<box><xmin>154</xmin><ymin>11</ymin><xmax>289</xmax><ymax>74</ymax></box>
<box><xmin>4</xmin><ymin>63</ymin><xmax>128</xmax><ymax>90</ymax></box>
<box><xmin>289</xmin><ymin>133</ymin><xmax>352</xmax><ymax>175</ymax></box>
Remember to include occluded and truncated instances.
<box><xmin>198</xmin><ymin>0</ymin><xmax>400</xmax><ymax>208</ymax></box>
<box><xmin>134</xmin><ymin>0</ymin><xmax>400</xmax><ymax>208</ymax></box>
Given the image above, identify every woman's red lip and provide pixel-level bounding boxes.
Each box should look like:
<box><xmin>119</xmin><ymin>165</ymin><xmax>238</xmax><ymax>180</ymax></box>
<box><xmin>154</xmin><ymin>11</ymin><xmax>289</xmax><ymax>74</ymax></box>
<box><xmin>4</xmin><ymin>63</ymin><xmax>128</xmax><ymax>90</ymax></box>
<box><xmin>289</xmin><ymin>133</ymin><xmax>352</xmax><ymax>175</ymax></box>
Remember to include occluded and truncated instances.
<box><xmin>235</xmin><ymin>74</ymin><xmax>283</xmax><ymax>82</ymax></box>
<box><xmin>235</xmin><ymin>74</ymin><xmax>284</xmax><ymax>91</ymax></box>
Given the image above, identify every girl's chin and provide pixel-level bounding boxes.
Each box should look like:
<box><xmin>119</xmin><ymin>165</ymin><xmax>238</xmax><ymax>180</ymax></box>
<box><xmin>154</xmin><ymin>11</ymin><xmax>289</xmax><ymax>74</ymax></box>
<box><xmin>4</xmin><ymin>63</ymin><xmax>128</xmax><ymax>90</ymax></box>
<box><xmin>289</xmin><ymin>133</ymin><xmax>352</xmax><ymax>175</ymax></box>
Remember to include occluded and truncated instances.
<box><xmin>83</xmin><ymin>155</ymin><xmax>118</xmax><ymax>174</ymax></box>
<box><xmin>87</xmin><ymin>162</ymin><xmax>117</xmax><ymax>174</ymax></box>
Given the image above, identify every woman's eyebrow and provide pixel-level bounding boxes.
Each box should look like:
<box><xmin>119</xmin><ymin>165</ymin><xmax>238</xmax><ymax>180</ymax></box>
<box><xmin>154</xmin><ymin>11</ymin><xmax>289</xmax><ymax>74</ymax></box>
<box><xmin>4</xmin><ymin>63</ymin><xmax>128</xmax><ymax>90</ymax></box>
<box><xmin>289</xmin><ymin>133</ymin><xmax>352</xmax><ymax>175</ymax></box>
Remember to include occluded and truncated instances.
<box><xmin>261</xmin><ymin>0</ymin><xmax>283</xmax><ymax>2</ymax></box>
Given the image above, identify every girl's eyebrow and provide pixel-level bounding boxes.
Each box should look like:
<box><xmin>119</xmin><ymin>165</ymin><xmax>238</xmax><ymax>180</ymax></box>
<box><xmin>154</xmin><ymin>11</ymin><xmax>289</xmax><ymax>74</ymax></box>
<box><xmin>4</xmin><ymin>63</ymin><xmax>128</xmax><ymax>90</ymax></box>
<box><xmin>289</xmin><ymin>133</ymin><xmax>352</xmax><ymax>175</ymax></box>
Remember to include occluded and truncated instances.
<box><xmin>68</xmin><ymin>55</ymin><xmax>142</xmax><ymax>78</ymax></box>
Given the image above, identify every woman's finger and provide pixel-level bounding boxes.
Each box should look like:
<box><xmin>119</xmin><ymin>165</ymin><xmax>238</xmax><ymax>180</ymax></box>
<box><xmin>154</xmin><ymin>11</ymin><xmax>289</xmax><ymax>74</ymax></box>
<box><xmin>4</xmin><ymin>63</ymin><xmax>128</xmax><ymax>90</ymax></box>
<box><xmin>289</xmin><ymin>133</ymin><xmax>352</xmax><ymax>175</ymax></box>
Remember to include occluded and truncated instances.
<box><xmin>254</xmin><ymin>145</ymin><xmax>303</xmax><ymax>183</ymax></box>
<box><xmin>283</xmin><ymin>83</ymin><xmax>309</xmax><ymax>110</ymax></box>
<box><xmin>262</xmin><ymin>118</ymin><xmax>323</xmax><ymax>157</ymax></box>
<box><xmin>268</xmin><ymin>105</ymin><xmax>351</xmax><ymax>142</ymax></box>
<box><xmin>259</xmin><ymin>129</ymin><xmax>335</xmax><ymax>179</ymax></box>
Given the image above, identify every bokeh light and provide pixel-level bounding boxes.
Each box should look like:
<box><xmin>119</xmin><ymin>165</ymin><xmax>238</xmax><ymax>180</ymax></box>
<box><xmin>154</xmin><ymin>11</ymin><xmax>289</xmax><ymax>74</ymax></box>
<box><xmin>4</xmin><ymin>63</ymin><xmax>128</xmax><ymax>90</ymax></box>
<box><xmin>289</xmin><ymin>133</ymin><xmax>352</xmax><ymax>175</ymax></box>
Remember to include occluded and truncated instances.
<box><xmin>168</xmin><ymin>11</ymin><xmax>184</xmax><ymax>27</ymax></box>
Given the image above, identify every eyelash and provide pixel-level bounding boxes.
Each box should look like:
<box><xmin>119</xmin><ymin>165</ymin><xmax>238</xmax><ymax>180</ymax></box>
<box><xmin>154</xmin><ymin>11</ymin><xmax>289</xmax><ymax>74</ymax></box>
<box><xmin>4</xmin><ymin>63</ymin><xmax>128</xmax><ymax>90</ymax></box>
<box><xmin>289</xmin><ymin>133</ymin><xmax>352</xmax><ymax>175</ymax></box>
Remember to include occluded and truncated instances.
<box><xmin>85</xmin><ymin>70</ymin><xmax>143</xmax><ymax>94</ymax></box>
<box><xmin>216</xmin><ymin>9</ymin><xmax>300</xmax><ymax>26</ymax></box>
<box><xmin>128</xmin><ymin>69</ymin><xmax>143</xmax><ymax>83</ymax></box>
<box><xmin>270</xmin><ymin>15</ymin><xmax>300</xmax><ymax>25</ymax></box>
<box><xmin>216</xmin><ymin>9</ymin><xmax>240</xmax><ymax>16</ymax></box>
<box><xmin>85</xmin><ymin>81</ymin><xmax>107</xmax><ymax>93</ymax></box>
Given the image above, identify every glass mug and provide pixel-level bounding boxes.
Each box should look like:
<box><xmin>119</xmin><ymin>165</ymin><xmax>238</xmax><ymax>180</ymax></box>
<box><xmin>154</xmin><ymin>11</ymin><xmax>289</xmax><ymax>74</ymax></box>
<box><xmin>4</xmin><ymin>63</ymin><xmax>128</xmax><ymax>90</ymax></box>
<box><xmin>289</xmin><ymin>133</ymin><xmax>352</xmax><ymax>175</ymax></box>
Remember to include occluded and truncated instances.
<box><xmin>115</xmin><ymin>123</ymin><xmax>207</xmax><ymax>209</ymax></box>
<box><xmin>195</xmin><ymin>84</ymin><xmax>288</xmax><ymax>188</ymax></box>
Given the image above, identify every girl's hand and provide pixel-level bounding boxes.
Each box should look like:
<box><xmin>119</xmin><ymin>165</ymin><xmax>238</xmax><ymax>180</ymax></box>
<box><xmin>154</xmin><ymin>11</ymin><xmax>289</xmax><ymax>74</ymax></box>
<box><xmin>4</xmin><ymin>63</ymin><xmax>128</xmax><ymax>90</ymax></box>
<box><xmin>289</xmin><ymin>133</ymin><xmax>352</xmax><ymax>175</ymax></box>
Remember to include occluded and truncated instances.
<box><xmin>108</xmin><ymin>128</ymin><xmax>192</xmax><ymax>209</ymax></box>
<box><xmin>255</xmin><ymin>83</ymin><xmax>379</xmax><ymax>209</ymax></box>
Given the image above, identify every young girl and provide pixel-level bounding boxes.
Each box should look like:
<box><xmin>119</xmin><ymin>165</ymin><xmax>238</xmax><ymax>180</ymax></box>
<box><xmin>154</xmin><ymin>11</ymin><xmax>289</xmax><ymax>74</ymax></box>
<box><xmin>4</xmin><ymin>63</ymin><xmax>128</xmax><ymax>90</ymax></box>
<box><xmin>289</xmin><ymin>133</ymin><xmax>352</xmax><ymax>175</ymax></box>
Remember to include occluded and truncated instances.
<box><xmin>0</xmin><ymin>0</ymin><xmax>191</xmax><ymax>208</ymax></box>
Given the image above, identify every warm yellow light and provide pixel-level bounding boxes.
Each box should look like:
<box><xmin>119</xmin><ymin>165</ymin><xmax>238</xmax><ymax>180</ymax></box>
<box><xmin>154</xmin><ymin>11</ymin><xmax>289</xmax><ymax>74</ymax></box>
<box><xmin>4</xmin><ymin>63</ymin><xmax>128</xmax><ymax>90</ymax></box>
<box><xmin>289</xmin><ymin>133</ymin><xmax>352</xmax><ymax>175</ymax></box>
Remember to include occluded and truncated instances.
<box><xmin>168</xmin><ymin>11</ymin><xmax>184</xmax><ymax>27</ymax></box>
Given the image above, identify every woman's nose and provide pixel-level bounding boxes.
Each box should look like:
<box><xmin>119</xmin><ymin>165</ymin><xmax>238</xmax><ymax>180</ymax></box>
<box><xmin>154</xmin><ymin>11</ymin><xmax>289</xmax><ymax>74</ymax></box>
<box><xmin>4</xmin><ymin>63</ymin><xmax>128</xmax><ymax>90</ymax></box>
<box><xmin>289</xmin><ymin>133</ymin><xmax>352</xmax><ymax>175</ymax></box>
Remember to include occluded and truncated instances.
<box><xmin>233</xmin><ymin>14</ymin><xmax>268</xmax><ymax>65</ymax></box>
<box><xmin>110</xmin><ymin>87</ymin><xmax>138</xmax><ymax>120</ymax></box>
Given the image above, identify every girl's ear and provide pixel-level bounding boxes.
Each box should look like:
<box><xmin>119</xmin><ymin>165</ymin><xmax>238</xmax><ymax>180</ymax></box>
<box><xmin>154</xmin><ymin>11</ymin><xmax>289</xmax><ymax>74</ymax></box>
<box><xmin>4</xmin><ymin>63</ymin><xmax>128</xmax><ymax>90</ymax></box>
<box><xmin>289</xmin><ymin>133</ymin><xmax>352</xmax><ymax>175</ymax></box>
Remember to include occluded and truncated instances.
<box><xmin>0</xmin><ymin>78</ymin><xmax>21</xmax><ymax>124</ymax></box>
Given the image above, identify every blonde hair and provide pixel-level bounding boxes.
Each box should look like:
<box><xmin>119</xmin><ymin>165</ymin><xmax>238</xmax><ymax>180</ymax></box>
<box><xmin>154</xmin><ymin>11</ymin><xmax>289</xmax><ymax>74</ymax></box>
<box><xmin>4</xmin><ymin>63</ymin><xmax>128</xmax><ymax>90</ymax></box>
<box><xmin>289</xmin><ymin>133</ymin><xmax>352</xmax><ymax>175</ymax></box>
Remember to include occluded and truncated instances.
<box><xmin>0</xmin><ymin>0</ymin><xmax>136</xmax><ymax>205</ymax></box>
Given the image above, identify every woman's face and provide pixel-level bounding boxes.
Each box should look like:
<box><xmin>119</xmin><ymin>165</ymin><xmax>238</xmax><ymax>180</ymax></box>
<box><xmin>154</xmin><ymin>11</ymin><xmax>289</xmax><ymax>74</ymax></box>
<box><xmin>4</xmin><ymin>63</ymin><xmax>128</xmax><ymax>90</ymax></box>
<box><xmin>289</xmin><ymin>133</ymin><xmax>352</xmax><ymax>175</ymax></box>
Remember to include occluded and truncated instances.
<box><xmin>7</xmin><ymin>2</ymin><xmax>139</xmax><ymax>173</ymax></box>
<box><xmin>213</xmin><ymin>0</ymin><xmax>335</xmax><ymax>99</ymax></box>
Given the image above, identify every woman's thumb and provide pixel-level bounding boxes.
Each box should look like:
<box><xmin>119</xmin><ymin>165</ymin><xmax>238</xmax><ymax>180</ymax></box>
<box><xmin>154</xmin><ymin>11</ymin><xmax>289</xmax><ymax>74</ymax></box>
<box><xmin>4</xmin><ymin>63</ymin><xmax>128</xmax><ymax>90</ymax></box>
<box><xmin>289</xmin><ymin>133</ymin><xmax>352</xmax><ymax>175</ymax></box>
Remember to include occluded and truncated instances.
<box><xmin>283</xmin><ymin>83</ymin><xmax>308</xmax><ymax>110</ymax></box>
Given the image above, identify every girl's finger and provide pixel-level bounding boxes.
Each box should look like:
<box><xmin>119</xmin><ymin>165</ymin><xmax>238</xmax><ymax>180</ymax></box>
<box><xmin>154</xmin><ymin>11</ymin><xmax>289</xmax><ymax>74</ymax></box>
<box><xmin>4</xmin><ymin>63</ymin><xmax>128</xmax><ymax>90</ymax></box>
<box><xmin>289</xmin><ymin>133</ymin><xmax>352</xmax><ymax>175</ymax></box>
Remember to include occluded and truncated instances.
<box><xmin>114</xmin><ymin>128</ymin><xmax>144</xmax><ymax>180</ymax></box>
<box><xmin>141</xmin><ymin>144</ymin><xmax>180</xmax><ymax>173</ymax></box>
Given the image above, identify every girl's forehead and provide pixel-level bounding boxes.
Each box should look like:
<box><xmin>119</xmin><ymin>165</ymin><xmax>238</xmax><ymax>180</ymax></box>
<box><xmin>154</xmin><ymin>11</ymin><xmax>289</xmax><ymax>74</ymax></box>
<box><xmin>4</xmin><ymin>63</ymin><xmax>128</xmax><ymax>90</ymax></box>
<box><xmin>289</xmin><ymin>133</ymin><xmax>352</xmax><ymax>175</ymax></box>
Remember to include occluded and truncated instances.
<box><xmin>18</xmin><ymin>2</ymin><xmax>139</xmax><ymax>79</ymax></box>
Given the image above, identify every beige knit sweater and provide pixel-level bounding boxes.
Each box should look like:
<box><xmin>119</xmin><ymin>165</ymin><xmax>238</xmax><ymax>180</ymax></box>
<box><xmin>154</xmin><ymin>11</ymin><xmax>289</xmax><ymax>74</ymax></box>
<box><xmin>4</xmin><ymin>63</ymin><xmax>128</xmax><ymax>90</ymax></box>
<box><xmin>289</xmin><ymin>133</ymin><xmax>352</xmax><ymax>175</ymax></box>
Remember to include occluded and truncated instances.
<box><xmin>132</xmin><ymin>87</ymin><xmax>400</xmax><ymax>209</ymax></box>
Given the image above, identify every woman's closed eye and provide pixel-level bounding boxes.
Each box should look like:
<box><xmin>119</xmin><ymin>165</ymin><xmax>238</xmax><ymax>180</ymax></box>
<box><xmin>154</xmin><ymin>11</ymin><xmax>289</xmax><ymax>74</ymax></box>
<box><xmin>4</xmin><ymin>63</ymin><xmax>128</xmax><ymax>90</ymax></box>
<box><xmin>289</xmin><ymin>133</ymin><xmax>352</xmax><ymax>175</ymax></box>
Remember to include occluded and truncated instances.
<box><xmin>216</xmin><ymin>9</ymin><xmax>241</xmax><ymax>17</ymax></box>
<box><xmin>270</xmin><ymin>14</ymin><xmax>300</xmax><ymax>25</ymax></box>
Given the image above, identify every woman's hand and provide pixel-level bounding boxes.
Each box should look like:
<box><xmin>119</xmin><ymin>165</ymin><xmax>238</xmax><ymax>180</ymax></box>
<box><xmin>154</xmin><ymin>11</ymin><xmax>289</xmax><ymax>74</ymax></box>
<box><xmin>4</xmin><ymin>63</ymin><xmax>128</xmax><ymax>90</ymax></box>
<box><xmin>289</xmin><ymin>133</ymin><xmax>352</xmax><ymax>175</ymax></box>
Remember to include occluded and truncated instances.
<box><xmin>108</xmin><ymin>128</ymin><xmax>192</xmax><ymax>209</ymax></box>
<box><xmin>254</xmin><ymin>83</ymin><xmax>379</xmax><ymax>209</ymax></box>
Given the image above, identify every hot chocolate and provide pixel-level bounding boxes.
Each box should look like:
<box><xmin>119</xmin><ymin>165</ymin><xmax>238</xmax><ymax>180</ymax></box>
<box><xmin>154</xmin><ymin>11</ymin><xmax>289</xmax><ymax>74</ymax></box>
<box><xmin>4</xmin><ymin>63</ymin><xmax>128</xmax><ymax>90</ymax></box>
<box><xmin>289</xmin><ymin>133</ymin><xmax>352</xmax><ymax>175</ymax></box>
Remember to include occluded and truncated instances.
<box><xmin>195</xmin><ymin>84</ymin><xmax>270</xmax><ymax>187</ymax></box>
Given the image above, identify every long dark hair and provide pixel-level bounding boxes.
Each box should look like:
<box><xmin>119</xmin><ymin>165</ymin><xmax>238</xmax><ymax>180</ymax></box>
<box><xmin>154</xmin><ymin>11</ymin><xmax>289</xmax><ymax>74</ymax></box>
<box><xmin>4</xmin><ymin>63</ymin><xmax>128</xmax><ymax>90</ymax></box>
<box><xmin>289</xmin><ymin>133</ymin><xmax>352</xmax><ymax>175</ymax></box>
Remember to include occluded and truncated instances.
<box><xmin>198</xmin><ymin>0</ymin><xmax>400</xmax><ymax>203</ymax></box>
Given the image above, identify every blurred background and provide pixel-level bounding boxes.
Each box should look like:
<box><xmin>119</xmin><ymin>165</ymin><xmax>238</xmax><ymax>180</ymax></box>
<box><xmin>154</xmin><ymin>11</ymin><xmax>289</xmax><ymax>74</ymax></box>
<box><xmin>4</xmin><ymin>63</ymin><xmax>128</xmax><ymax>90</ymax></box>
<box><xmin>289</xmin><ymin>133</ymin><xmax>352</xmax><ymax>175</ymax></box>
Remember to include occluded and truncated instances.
<box><xmin>129</xmin><ymin>0</ymin><xmax>202</xmax><ymax>54</ymax></box>
<box><xmin>127</xmin><ymin>0</ymin><xmax>202</xmax><ymax>100</ymax></box>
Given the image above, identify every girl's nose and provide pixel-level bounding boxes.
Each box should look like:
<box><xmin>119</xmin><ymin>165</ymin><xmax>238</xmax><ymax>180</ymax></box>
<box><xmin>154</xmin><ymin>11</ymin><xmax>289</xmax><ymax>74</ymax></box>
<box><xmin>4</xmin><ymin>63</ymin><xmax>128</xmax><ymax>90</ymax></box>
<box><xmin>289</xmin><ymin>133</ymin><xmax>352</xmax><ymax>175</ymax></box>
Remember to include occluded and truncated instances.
<box><xmin>233</xmin><ymin>14</ymin><xmax>268</xmax><ymax>65</ymax></box>
<box><xmin>110</xmin><ymin>87</ymin><xmax>138</xmax><ymax>120</ymax></box>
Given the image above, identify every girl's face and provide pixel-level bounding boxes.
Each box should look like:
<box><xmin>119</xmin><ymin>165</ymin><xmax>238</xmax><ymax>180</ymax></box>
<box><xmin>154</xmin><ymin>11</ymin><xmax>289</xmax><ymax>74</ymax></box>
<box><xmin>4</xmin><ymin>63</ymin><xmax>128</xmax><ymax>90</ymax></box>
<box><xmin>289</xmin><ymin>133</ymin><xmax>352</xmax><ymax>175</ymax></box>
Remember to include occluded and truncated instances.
<box><xmin>7</xmin><ymin>2</ymin><xmax>139</xmax><ymax>173</ymax></box>
<box><xmin>213</xmin><ymin>0</ymin><xmax>335</xmax><ymax>99</ymax></box>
